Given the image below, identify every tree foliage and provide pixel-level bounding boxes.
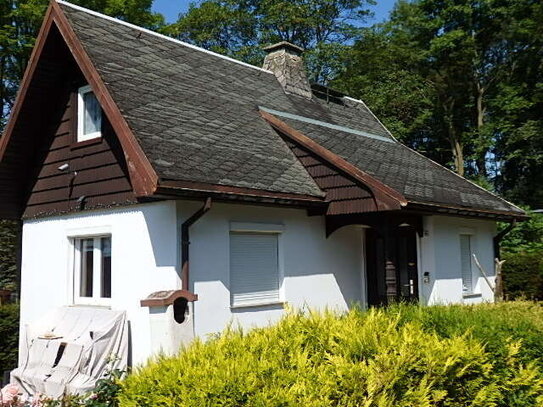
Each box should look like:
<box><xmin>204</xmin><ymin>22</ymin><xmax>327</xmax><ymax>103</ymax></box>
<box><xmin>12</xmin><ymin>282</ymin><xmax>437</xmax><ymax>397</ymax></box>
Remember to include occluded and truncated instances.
<box><xmin>334</xmin><ymin>0</ymin><xmax>543</xmax><ymax>200</ymax></box>
<box><xmin>0</xmin><ymin>303</ymin><xmax>19</xmax><ymax>372</ymax></box>
<box><xmin>166</xmin><ymin>0</ymin><xmax>375</xmax><ymax>83</ymax></box>
<box><xmin>500</xmin><ymin>211</ymin><xmax>543</xmax><ymax>299</ymax></box>
<box><xmin>0</xmin><ymin>220</ymin><xmax>18</xmax><ymax>290</ymax></box>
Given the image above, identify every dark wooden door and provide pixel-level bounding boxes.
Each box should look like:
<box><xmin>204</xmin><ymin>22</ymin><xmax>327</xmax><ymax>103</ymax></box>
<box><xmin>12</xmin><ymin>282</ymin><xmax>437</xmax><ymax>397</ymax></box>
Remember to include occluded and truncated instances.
<box><xmin>366</xmin><ymin>228</ymin><xmax>386</xmax><ymax>306</ymax></box>
<box><xmin>396</xmin><ymin>227</ymin><xmax>419</xmax><ymax>302</ymax></box>
<box><xmin>365</xmin><ymin>226</ymin><xmax>419</xmax><ymax>306</ymax></box>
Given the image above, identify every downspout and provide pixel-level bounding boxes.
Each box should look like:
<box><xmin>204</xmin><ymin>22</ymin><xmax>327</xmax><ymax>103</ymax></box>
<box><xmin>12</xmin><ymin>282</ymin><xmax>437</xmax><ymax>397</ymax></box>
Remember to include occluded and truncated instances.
<box><xmin>493</xmin><ymin>219</ymin><xmax>516</xmax><ymax>260</ymax></box>
<box><xmin>181</xmin><ymin>198</ymin><xmax>212</xmax><ymax>291</ymax></box>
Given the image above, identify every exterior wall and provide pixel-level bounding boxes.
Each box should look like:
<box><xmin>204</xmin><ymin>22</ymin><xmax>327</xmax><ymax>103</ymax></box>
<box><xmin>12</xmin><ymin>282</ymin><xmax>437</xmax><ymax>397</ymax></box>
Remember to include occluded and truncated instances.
<box><xmin>19</xmin><ymin>201</ymin><xmax>178</xmax><ymax>366</ymax></box>
<box><xmin>19</xmin><ymin>198</ymin><xmax>498</xmax><ymax>367</ymax></box>
<box><xmin>419</xmin><ymin>215</ymin><xmax>497</xmax><ymax>304</ymax></box>
<box><xmin>19</xmin><ymin>199</ymin><xmax>363</xmax><ymax>366</ymax></box>
<box><xmin>178</xmin><ymin>201</ymin><xmax>364</xmax><ymax>338</ymax></box>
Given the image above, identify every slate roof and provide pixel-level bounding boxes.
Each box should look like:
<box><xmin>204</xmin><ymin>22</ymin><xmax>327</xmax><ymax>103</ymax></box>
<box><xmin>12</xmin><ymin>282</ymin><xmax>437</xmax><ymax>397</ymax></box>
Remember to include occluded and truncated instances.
<box><xmin>57</xmin><ymin>1</ymin><xmax>524</xmax><ymax>216</ymax></box>
<box><xmin>278</xmin><ymin>116</ymin><xmax>519</xmax><ymax>213</ymax></box>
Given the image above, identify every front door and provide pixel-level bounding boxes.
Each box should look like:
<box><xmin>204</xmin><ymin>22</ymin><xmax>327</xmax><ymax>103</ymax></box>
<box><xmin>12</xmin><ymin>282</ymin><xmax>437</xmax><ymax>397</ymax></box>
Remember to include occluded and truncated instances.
<box><xmin>365</xmin><ymin>226</ymin><xmax>419</xmax><ymax>306</ymax></box>
<box><xmin>396</xmin><ymin>227</ymin><xmax>419</xmax><ymax>302</ymax></box>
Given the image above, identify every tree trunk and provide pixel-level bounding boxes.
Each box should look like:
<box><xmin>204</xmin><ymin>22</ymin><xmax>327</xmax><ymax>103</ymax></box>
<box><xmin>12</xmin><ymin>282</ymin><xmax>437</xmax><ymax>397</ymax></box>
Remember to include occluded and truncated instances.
<box><xmin>475</xmin><ymin>82</ymin><xmax>487</xmax><ymax>177</ymax></box>
<box><xmin>450</xmin><ymin>129</ymin><xmax>465</xmax><ymax>177</ymax></box>
<box><xmin>444</xmin><ymin>99</ymin><xmax>465</xmax><ymax>176</ymax></box>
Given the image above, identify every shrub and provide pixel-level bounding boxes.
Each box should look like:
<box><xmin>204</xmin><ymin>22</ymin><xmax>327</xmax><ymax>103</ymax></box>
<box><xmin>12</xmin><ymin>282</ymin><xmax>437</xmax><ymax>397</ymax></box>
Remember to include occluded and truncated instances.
<box><xmin>120</xmin><ymin>304</ymin><xmax>543</xmax><ymax>407</ymax></box>
<box><xmin>388</xmin><ymin>301</ymin><xmax>543</xmax><ymax>367</ymax></box>
<box><xmin>0</xmin><ymin>220</ymin><xmax>20</xmax><ymax>292</ymax></box>
<box><xmin>0</xmin><ymin>303</ymin><xmax>19</xmax><ymax>374</ymax></box>
<box><xmin>501</xmin><ymin>252</ymin><xmax>543</xmax><ymax>300</ymax></box>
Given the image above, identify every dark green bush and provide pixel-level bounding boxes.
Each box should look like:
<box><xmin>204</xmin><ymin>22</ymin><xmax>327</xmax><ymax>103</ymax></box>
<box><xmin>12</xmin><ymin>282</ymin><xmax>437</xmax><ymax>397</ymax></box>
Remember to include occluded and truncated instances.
<box><xmin>0</xmin><ymin>303</ymin><xmax>19</xmax><ymax>374</ymax></box>
<box><xmin>120</xmin><ymin>302</ymin><xmax>543</xmax><ymax>407</ymax></box>
<box><xmin>0</xmin><ymin>220</ymin><xmax>20</xmax><ymax>291</ymax></box>
<box><xmin>502</xmin><ymin>251</ymin><xmax>543</xmax><ymax>300</ymax></box>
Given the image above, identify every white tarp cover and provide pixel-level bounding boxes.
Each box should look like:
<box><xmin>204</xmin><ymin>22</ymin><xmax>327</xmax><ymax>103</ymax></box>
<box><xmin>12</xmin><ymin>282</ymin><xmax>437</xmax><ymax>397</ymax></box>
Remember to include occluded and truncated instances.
<box><xmin>11</xmin><ymin>306</ymin><xmax>128</xmax><ymax>398</ymax></box>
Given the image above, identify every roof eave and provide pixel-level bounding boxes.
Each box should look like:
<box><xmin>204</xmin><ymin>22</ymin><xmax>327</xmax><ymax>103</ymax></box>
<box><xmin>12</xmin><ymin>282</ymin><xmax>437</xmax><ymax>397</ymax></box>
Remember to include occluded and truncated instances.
<box><xmin>405</xmin><ymin>201</ymin><xmax>528</xmax><ymax>221</ymax></box>
<box><xmin>156</xmin><ymin>179</ymin><xmax>327</xmax><ymax>208</ymax></box>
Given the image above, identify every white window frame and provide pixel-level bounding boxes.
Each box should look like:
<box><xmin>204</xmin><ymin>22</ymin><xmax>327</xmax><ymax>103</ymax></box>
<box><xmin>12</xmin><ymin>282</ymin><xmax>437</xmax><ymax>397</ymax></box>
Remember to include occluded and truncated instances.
<box><xmin>71</xmin><ymin>235</ymin><xmax>112</xmax><ymax>306</ymax></box>
<box><xmin>460</xmin><ymin>232</ymin><xmax>476</xmax><ymax>296</ymax></box>
<box><xmin>229</xmin><ymin>222</ymin><xmax>285</xmax><ymax>308</ymax></box>
<box><xmin>77</xmin><ymin>85</ymin><xmax>102</xmax><ymax>142</ymax></box>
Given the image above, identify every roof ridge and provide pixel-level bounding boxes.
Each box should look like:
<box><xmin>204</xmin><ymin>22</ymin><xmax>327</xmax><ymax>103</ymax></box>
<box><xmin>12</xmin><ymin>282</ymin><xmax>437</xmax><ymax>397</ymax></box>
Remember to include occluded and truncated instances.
<box><xmin>343</xmin><ymin>96</ymin><xmax>399</xmax><ymax>142</ymax></box>
<box><xmin>55</xmin><ymin>0</ymin><xmax>273</xmax><ymax>75</ymax></box>
<box><xmin>259</xmin><ymin>106</ymin><xmax>394</xmax><ymax>144</ymax></box>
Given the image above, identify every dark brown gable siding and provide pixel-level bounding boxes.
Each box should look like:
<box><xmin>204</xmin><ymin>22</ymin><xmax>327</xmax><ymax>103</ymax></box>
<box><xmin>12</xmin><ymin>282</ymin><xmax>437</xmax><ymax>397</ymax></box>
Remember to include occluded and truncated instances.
<box><xmin>283</xmin><ymin>139</ymin><xmax>379</xmax><ymax>215</ymax></box>
<box><xmin>19</xmin><ymin>29</ymin><xmax>136</xmax><ymax>219</ymax></box>
<box><xmin>23</xmin><ymin>89</ymin><xmax>136</xmax><ymax>218</ymax></box>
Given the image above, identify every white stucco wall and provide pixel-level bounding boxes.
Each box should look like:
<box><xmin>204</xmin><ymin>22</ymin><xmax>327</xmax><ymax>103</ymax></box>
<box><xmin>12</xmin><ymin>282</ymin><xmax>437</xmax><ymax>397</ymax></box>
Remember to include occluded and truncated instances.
<box><xmin>178</xmin><ymin>201</ymin><xmax>364</xmax><ymax>339</ymax></box>
<box><xmin>419</xmin><ymin>215</ymin><xmax>497</xmax><ymax>305</ymax></box>
<box><xmin>19</xmin><ymin>201</ymin><xmax>179</xmax><ymax>366</ymax></box>
<box><xmin>19</xmin><ymin>200</ymin><xmax>364</xmax><ymax>366</ymax></box>
<box><xmin>19</xmin><ymin>198</ymin><xmax>498</xmax><ymax>367</ymax></box>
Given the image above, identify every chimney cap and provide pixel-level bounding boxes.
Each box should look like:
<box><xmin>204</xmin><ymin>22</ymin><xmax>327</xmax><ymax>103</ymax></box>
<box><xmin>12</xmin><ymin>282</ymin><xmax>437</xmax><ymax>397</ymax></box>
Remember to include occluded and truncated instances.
<box><xmin>263</xmin><ymin>41</ymin><xmax>304</xmax><ymax>55</ymax></box>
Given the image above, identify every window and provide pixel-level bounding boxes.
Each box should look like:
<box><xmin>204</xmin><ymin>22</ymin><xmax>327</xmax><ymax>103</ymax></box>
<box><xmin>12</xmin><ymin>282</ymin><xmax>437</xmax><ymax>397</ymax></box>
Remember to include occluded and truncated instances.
<box><xmin>460</xmin><ymin>234</ymin><xmax>473</xmax><ymax>294</ymax></box>
<box><xmin>229</xmin><ymin>232</ymin><xmax>281</xmax><ymax>307</ymax></box>
<box><xmin>73</xmin><ymin>236</ymin><xmax>111</xmax><ymax>304</ymax></box>
<box><xmin>77</xmin><ymin>85</ymin><xmax>102</xmax><ymax>142</ymax></box>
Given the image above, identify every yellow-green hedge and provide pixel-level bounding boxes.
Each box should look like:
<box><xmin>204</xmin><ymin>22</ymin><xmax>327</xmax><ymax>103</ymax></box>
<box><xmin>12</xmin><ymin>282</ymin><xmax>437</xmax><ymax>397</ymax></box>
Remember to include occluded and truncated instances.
<box><xmin>120</xmin><ymin>303</ymin><xmax>543</xmax><ymax>407</ymax></box>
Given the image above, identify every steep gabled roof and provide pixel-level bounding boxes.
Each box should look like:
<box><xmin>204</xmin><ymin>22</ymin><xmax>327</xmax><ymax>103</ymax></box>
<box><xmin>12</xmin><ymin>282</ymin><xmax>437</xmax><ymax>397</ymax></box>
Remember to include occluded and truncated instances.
<box><xmin>55</xmin><ymin>0</ymin><xmax>390</xmax><ymax>199</ymax></box>
<box><xmin>0</xmin><ymin>0</ymin><xmax>526</xmax><ymax>220</ymax></box>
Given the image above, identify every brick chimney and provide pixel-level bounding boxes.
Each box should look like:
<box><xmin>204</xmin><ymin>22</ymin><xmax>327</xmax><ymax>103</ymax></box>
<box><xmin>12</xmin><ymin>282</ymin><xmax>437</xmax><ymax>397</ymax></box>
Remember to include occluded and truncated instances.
<box><xmin>263</xmin><ymin>41</ymin><xmax>312</xmax><ymax>99</ymax></box>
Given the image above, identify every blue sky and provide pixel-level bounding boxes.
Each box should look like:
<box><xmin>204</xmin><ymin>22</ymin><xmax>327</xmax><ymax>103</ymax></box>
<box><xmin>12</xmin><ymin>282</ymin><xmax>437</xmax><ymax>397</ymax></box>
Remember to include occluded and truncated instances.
<box><xmin>152</xmin><ymin>0</ymin><xmax>396</xmax><ymax>24</ymax></box>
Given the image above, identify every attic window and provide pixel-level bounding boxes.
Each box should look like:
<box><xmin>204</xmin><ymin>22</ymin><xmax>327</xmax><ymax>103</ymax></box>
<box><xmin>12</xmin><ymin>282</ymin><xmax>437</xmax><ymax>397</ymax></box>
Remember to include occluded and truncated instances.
<box><xmin>77</xmin><ymin>85</ymin><xmax>102</xmax><ymax>142</ymax></box>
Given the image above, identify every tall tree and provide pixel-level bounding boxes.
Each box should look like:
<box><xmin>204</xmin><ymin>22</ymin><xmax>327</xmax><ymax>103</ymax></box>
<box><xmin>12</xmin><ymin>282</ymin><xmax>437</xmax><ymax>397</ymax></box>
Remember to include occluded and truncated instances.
<box><xmin>166</xmin><ymin>0</ymin><xmax>375</xmax><ymax>83</ymax></box>
<box><xmin>335</xmin><ymin>0</ymin><xmax>543</xmax><ymax>189</ymax></box>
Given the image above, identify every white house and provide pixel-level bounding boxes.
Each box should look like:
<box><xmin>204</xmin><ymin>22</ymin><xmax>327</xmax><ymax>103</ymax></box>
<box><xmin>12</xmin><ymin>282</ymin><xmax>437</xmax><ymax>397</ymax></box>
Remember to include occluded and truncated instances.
<box><xmin>0</xmin><ymin>0</ymin><xmax>525</xmax><ymax>378</ymax></box>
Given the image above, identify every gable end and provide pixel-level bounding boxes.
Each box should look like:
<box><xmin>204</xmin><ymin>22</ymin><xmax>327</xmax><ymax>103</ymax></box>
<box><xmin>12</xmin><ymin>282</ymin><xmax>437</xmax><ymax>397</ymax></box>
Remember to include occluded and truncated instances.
<box><xmin>0</xmin><ymin>1</ymin><xmax>160</xmax><ymax>219</ymax></box>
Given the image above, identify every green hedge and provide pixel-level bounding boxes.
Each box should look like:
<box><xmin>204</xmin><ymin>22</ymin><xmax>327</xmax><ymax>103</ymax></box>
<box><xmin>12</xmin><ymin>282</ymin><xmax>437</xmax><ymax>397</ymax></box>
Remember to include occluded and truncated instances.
<box><xmin>120</xmin><ymin>302</ymin><xmax>543</xmax><ymax>407</ymax></box>
<box><xmin>0</xmin><ymin>303</ymin><xmax>19</xmax><ymax>374</ymax></box>
<box><xmin>502</xmin><ymin>251</ymin><xmax>543</xmax><ymax>300</ymax></box>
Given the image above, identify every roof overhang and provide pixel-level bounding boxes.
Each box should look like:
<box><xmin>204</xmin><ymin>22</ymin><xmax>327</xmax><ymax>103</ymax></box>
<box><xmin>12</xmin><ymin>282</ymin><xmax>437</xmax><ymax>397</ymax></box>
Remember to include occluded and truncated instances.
<box><xmin>155</xmin><ymin>179</ymin><xmax>326</xmax><ymax>208</ymax></box>
<box><xmin>405</xmin><ymin>201</ymin><xmax>528</xmax><ymax>222</ymax></box>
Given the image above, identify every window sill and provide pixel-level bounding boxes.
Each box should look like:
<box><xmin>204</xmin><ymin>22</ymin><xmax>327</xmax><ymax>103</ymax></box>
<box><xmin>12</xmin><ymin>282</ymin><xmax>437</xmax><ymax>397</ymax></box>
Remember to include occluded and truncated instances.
<box><xmin>231</xmin><ymin>301</ymin><xmax>286</xmax><ymax>310</ymax></box>
<box><xmin>71</xmin><ymin>136</ymin><xmax>103</xmax><ymax>150</ymax></box>
<box><xmin>71</xmin><ymin>303</ymin><xmax>111</xmax><ymax>309</ymax></box>
<box><xmin>462</xmin><ymin>292</ymin><xmax>482</xmax><ymax>299</ymax></box>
